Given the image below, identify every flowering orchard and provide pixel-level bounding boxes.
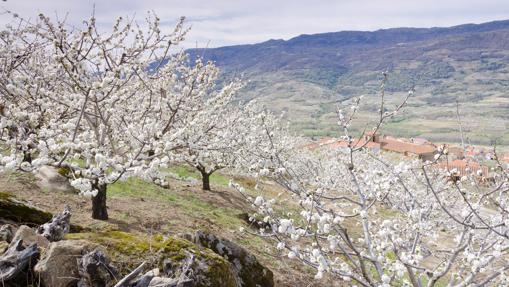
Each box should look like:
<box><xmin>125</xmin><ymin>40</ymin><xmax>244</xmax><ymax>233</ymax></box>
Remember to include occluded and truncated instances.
<box><xmin>232</xmin><ymin>76</ymin><xmax>509</xmax><ymax>286</ymax></box>
<box><xmin>0</xmin><ymin>12</ymin><xmax>243</xmax><ymax>219</ymax></box>
<box><xmin>2</xmin><ymin>12</ymin><xmax>509</xmax><ymax>286</ymax></box>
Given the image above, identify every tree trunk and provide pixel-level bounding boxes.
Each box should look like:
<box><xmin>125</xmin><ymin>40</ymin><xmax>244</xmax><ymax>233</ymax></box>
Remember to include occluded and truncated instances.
<box><xmin>92</xmin><ymin>182</ymin><xmax>108</xmax><ymax>220</ymax></box>
<box><xmin>22</xmin><ymin>151</ymin><xmax>32</xmax><ymax>163</ymax></box>
<box><xmin>200</xmin><ymin>171</ymin><xmax>211</xmax><ymax>191</ymax></box>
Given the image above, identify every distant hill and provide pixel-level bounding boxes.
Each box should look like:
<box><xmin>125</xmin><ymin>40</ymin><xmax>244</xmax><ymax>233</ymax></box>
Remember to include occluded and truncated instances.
<box><xmin>188</xmin><ymin>20</ymin><xmax>509</xmax><ymax>145</ymax></box>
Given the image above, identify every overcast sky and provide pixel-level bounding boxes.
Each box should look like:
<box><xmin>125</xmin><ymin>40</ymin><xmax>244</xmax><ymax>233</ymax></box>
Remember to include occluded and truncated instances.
<box><xmin>2</xmin><ymin>0</ymin><xmax>509</xmax><ymax>48</ymax></box>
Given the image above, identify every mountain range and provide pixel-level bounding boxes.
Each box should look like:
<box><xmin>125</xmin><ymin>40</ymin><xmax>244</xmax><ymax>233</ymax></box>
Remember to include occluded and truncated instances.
<box><xmin>187</xmin><ymin>20</ymin><xmax>509</xmax><ymax>145</ymax></box>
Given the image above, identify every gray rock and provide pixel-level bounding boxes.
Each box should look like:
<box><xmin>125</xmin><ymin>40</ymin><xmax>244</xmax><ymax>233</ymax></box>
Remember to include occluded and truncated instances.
<box><xmin>34</xmin><ymin>239</ymin><xmax>97</xmax><ymax>287</ymax></box>
<box><xmin>10</xmin><ymin>225</ymin><xmax>49</xmax><ymax>249</ymax></box>
<box><xmin>35</xmin><ymin>165</ymin><xmax>78</xmax><ymax>194</ymax></box>
<box><xmin>160</xmin><ymin>248</ymin><xmax>237</xmax><ymax>287</ymax></box>
<box><xmin>77</xmin><ymin>248</ymin><xmax>118</xmax><ymax>287</ymax></box>
<box><xmin>192</xmin><ymin>231</ymin><xmax>274</xmax><ymax>287</ymax></box>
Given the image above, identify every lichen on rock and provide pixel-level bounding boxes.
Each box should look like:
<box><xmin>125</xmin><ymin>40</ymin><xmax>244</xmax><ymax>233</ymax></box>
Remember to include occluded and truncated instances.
<box><xmin>66</xmin><ymin>230</ymin><xmax>238</xmax><ymax>287</ymax></box>
<box><xmin>192</xmin><ymin>230</ymin><xmax>274</xmax><ymax>287</ymax></box>
<box><xmin>0</xmin><ymin>241</ymin><xmax>8</xmax><ymax>255</ymax></box>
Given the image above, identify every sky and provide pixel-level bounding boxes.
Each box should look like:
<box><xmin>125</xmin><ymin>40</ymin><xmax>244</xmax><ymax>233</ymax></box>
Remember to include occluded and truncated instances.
<box><xmin>1</xmin><ymin>0</ymin><xmax>509</xmax><ymax>48</ymax></box>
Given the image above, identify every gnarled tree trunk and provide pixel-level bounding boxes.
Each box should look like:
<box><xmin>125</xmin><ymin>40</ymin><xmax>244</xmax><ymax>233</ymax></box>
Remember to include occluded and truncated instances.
<box><xmin>91</xmin><ymin>182</ymin><xmax>108</xmax><ymax>220</ymax></box>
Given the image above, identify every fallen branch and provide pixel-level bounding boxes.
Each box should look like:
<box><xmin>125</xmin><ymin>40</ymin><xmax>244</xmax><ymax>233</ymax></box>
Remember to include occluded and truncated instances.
<box><xmin>132</xmin><ymin>268</ymin><xmax>155</xmax><ymax>287</ymax></box>
<box><xmin>113</xmin><ymin>261</ymin><xmax>146</xmax><ymax>287</ymax></box>
<box><xmin>37</xmin><ymin>205</ymin><xmax>71</xmax><ymax>242</ymax></box>
<box><xmin>0</xmin><ymin>240</ymin><xmax>39</xmax><ymax>282</ymax></box>
<box><xmin>144</xmin><ymin>277</ymin><xmax>193</xmax><ymax>287</ymax></box>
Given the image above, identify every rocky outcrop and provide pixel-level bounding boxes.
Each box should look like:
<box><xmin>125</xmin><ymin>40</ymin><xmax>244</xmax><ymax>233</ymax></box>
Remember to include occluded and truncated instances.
<box><xmin>34</xmin><ymin>239</ymin><xmax>98</xmax><ymax>287</ymax></box>
<box><xmin>191</xmin><ymin>231</ymin><xmax>274</xmax><ymax>287</ymax></box>
<box><xmin>67</xmin><ymin>231</ymin><xmax>239</xmax><ymax>287</ymax></box>
<box><xmin>0</xmin><ymin>195</ymin><xmax>274</xmax><ymax>287</ymax></box>
<box><xmin>37</xmin><ymin>205</ymin><xmax>72</xmax><ymax>242</ymax></box>
<box><xmin>0</xmin><ymin>192</ymin><xmax>53</xmax><ymax>225</ymax></box>
<box><xmin>0</xmin><ymin>226</ymin><xmax>274</xmax><ymax>287</ymax></box>
<box><xmin>0</xmin><ymin>192</ymin><xmax>86</xmax><ymax>233</ymax></box>
<box><xmin>77</xmin><ymin>248</ymin><xmax>119</xmax><ymax>287</ymax></box>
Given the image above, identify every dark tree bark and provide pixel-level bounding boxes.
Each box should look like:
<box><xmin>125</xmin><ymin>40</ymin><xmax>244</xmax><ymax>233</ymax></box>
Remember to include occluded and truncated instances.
<box><xmin>194</xmin><ymin>164</ymin><xmax>223</xmax><ymax>191</ymax></box>
<box><xmin>22</xmin><ymin>151</ymin><xmax>32</xmax><ymax>163</ymax></box>
<box><xmin>91</xmin><ymin>182</ymin><xmax>108</xmax><ymax>220</ymax></box>
<box><xmin>200</xmin><ymin>170</ymin><xmax>211</xmax><ymax>191</ymax></box>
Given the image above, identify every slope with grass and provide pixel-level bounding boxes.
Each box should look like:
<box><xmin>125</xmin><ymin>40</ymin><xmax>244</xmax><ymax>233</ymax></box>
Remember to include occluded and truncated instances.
<box><xmin>0</xmin><ymin>167</ymin><xmax>329</xmax><ymax>286</ymax></box>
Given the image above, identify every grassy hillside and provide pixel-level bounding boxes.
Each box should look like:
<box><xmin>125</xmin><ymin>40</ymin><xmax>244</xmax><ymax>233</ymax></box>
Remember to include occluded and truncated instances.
<box><xmin>188</xmin><ymin>20</ymin><xmax>509</xmax><ymax>145</ymax></box>
<box><xmin>0</xmin><ymin>168</ymin><xmax>328</xmax><ymax>286</ymax></box>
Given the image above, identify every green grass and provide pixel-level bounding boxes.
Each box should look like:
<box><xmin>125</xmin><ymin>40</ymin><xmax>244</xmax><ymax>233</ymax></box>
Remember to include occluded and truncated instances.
<box><xmin>168</xmin><ymin>165</ymin><xmax>231</xmax><ymax>187</ymax></box>
<box><xmin>107</xmin><ymin>177</ymin><xmax>243</xmax><ymax>229</ymax></box>
<box><xmin>169</xmin><ymin>165</ymin><xmax>200</xmax><ymax>179</ymax></box>
<box><xmin>105</xmin><ymin>175</ymin><xmax>281</xmax><ymax>272</ymax></box>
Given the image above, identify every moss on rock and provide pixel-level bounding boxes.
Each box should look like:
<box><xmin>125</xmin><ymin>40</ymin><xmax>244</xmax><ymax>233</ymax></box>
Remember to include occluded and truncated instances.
<box><xmin>193</xmin><ymin>230</ymin><xmax>274</xmax><ymax>287</ymax></box>
<box><xmin>0</xmin><ymin>192</ymin><xmax>86</xmax><ymax>233</ymax></box>
<box><xmin>56</xmin><ymin>166</ymin><xmax>72</xmax><ymax>177</ymax></box>
<box><xmin>66</xmin><ymin>230</ymin><xmax>237</xmax><ymax>287</ymax></box>
<box><xmin>0</xmin><ymin>192</ymin><xmax>53</xmax><ymax>225</ymax></box>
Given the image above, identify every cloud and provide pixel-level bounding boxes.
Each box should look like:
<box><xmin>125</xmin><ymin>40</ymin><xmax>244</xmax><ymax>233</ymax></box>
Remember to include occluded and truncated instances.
<box><xmin>1</xmin><ymin>0</ymin><xmax>509</xmax><ymax>48</ymax></box>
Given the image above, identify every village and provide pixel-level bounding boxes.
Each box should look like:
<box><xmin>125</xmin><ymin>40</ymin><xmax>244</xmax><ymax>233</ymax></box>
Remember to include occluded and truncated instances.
<box><xmin>310</xmin><ymin>131</ymin><xmax>509</xmax><ymax>181</ymax></box>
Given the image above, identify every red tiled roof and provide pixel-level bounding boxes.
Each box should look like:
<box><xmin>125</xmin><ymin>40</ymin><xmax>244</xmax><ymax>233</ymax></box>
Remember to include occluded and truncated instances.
<box><xmin>326</xmin><ymin>139</ymin><xmax>381</xmax><ymax>150</ymax></box>
<box><xmin>410</xmin><ymin>137</ymin><xmax>430</xmax><ymax>145</ymax></box>
<box><xmin>380</xmin><ymin>139</ymin><xmax>436</xmax><ymax>155</ymax></box>
<box><xmin>436</xmin><ymin>159</ymin><xmax>489</xmax><ymax>177</ymax></box>
<box><xmin>447</xmin><ymin>146</ymin><xmax>464</xmax><ymax>157</ymax></box>
<box><xmin>307</xmin><ymin>137</ymin><xmax>381</xmax><ymax>151</ymax></box>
